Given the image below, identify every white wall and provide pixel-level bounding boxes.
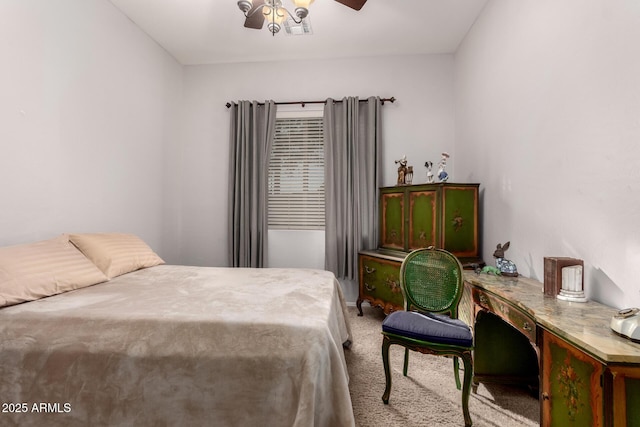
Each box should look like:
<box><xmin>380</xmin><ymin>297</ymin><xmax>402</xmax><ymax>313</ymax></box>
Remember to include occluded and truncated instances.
<box><xmin>0</xmin><ymin>0</ymin><xmax>183</xmax><ymax>257</ymax></box>
<box><xmin>455</xmin><ymin>0</ymin><xmax>640</xmax><ymax>308</ymax></box>
<box><xmin>174</xmin><ymin>55</ymin><xmax>455</xmax><ymax>300</ymax></box>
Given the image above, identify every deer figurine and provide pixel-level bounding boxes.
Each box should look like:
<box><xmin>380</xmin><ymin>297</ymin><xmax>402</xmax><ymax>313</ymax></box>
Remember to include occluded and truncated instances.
<box><xmin>493</xmin><ymin>241</ymin><xmax>518</xmax><ymax>277</ymax></box>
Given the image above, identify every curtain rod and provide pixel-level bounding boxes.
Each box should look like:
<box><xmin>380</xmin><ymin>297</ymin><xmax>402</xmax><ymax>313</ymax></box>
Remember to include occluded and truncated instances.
<box><xmin>225</xmin><ymin>97</ymin><xmax>395</xmax><ymax>109</ymax></box>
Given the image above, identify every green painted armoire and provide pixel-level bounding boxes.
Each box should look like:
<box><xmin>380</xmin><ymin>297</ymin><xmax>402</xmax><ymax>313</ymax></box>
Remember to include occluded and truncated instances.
<box><xmin>357</xmin><ymin>183</ymin><xmax>482</xmax><ymax>316</ymax></box>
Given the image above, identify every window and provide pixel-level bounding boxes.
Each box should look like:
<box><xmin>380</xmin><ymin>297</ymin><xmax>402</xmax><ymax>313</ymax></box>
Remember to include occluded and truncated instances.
<box><xmin>268</xmin><ymin>112</ymin><xmax>324</xmax><ymax>230</ymax></box>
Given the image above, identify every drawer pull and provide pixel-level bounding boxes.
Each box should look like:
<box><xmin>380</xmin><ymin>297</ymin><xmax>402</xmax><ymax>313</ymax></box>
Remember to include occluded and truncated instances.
<box><xmin>522</xmin><ymin>322</ymin><xmax>532</xmax><ymax>332</ymax></box>
<box><xmin>479</xmin><ymin>294</ymin><xmax>489</xmax><ymax>305</ymax></box>
<box><xmin>364</xmin><ymin>265</ymin><xmax>376</xmax><ymax>274</ymax></box>
<box><xmin>365</xmin><ymin>283</ymin><xmax>376</xmax><ymax>292</ymax></box>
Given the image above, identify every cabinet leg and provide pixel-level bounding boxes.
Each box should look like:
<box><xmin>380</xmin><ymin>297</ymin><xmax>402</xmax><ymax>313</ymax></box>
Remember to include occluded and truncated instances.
<box><xmin>356</xmin><ymin>299</ymin><xmax>363</xmax><ymax>316</ymax></box>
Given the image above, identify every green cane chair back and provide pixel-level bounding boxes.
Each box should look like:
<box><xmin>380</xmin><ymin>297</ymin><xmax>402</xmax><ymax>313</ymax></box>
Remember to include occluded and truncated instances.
<box><xmin>400</xmin><ymin>247</ymin><xmax>464</xmax><ymax>317</ymax></box>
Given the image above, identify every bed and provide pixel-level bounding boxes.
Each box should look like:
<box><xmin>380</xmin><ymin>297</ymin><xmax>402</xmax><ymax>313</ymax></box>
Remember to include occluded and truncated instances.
<box><xmin>0</xmin><ymin>234</ymin><xmax>355</xmax><ymax>427</ymax></box>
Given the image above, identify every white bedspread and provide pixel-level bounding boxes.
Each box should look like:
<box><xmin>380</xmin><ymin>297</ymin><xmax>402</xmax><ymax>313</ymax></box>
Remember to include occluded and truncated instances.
<box><xmin>0</xmin><ymin>265</ymin><xmax>354</xmax><ymax>426</ymax></box>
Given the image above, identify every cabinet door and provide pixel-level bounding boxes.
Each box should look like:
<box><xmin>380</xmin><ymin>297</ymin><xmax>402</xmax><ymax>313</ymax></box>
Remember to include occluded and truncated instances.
<box><xmin>610</xmin><ymin>365</ymin><xmax>640</xmax><ymax>427</ymax></box>
<box><xmin>408</xmin><ymin>189</ymin><xmax>437</xmax><ymax>250</ymax></box>
<box><xmin>441</xmin><ymin>185</ymin><xmax>478</xmax><ymax>257</ymax></box>
<box><xmin>541</xmin><ymin>330</ymin><xmax>604</xmax><ymax>427</ymax></box>
<box><xmin>380</xmin><ymin>191</ymin><xmax>405</xmax><ymax>250</ymax></box>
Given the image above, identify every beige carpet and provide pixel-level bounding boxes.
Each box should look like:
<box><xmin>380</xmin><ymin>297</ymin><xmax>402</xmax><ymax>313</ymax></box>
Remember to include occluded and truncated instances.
<box><xmin>345</xmin><ymin>306</ymin><xmax>539</xmax><ymax>427</ymax></box>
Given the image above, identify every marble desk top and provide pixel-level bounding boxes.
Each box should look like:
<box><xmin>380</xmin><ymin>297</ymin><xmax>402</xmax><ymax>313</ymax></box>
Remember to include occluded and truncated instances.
<box><xmin>464</xmin><ymin>271</ymin><xmax>640</xmax><ymax>364</ymax></box>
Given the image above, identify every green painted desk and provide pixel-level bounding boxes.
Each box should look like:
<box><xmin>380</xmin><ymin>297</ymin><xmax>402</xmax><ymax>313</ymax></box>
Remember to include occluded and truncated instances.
<box><xmin>463</xmin><ymin>272</ymin><xmax>640</xmax><ymax>427</ymax></box>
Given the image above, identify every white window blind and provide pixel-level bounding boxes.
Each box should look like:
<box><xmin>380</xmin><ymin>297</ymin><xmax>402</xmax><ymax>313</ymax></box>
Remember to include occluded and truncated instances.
<box><xmin>268</xmin><ymin>116</ymin><xmax>325</xmax><ymax>230</ymax></box>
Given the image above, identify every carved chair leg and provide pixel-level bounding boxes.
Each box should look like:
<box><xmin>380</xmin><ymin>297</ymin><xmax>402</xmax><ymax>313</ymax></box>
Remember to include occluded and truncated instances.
<box><xmin>381</xmin><ymin>337</ymin><xmax>392</xmax><ymax>404</ymax></box>
<box><xmin>453</xmin><ymin>356</ymin><xmax>461</xmax><ymax>390</ymax></box>
<box><xmin>461</xmin><ymin>352</ymin><xmax>474</xmax><ymax>427</ymax></box>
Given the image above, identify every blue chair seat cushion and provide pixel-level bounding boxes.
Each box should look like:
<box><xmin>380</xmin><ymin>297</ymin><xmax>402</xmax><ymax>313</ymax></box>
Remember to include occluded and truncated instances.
<box><xmin>382</xmin><ymin>311</ymin><xmax>473</xmax><ymax>347</ymax></box>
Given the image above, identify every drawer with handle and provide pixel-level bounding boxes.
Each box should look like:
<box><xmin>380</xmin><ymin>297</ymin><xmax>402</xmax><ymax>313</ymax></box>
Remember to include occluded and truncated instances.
<box><xmin>471</xmin><ymin>287</ymin><xmax>536</xmax><ymax>343</ymax></box>
<box><xmin>358</xmin><ymin>254</ymin><xmax>404</xmax><ymax>314</ymax></box>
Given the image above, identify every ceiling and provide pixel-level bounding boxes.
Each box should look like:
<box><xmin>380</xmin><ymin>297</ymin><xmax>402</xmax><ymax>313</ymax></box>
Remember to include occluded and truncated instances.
<box><xmin>109</xmin><ymin>0</ymin><xmax>488</xmax><ymax>65</ymax></box>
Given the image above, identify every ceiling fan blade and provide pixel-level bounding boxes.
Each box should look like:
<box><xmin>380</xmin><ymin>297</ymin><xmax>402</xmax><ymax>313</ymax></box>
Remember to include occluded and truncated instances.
<box><xmin>244</xmin><ymin>0</ymin><xmax>266</xmax><ymax>29</ymax></box>
<box><xmin>334</xmin><ymin>0</ymin><xmax>367</xmax><ymax>11</ymax></box>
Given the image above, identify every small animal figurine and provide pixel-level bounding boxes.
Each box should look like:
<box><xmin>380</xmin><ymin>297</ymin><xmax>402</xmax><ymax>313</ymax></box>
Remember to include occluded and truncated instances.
<box><xmin>437</xmin><ymin>152</ymin><xmax>450</xmax><ymax>182</ymax></box>
<box><xmin>493</xmin><ymin>241</ymin><xmax>518</xmax><ymax>277</ymax></box>
<box><xmin>395</xmin><ymin>155</ymin><xmax>408</xmax><ymax>185</ymax></box>
<box><xmin>424</xmin><ymin>161</ymin><xmax>434</xmax><ymax>183</ymax></box>
<box><xmin>481</xmin><ymin>266</ymin><xmax>502</xmax><ymax>276</ymax></box>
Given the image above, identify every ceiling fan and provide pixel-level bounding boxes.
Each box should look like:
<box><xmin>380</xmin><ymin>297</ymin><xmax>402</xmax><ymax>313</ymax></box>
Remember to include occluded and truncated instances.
<box><xmin>239</xmin><ymin>0</ymin><xmax>367</xmax><ymax>34</ymax></box>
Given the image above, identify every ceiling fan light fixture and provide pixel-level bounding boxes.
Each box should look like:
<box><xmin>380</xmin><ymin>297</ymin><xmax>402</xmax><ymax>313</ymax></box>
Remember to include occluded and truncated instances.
<box><xmin>237</xmin><ymin>0</ymin><xmax>253</xmax><ymax>14</ymax></box>
<box><xmin>292</xmin><ymin>0</ymin><xmax>313</xmax><ymax>19</ymax></box>
<box><xmin>267</xmin><ymin>22</ymin><xmax>281</xmax><ymax>34</ymax></box>
<box><xmin>263</xmin><ymin>4</ymin><xmax>287</xmax><ymax>35</ymax></box>
<box><xmin>293</xmin><ymin>7</ymin><xmax>309</xmax><ymax>20</ymax></box>
<box><xmin>240</xmin><ymin>0</ymin><xmax>363</xmax><ymax>36</ymax></box>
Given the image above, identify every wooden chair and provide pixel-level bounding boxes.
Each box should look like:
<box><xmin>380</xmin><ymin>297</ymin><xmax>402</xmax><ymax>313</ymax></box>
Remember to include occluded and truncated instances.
<box><xmin>381</xmin><ymin>247</ymin><xmax>474</xmax><ymax>426</ymax></box>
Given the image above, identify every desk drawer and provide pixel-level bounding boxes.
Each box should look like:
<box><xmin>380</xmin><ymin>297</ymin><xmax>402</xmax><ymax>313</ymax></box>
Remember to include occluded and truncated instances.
<box><xmin>359</xmin><ymin>254</ymin><xmax>404</xmax><ymax>313</ymax></box>
<box><xmin>472</xmin><ymin>287</ymin><xmax>536</xmax><ymax>343</ymax></box>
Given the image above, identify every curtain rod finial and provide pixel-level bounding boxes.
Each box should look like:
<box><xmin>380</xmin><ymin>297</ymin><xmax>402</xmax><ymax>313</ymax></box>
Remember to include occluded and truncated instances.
<box><xmin>226</xmin><ymin>102</ymin><xmax>232</xmax><ymax>109</ymax></box>
<box><xmin>381</xmin><ymin>97</ymin><xmax>396</xmax><ymax>106</ymax></box>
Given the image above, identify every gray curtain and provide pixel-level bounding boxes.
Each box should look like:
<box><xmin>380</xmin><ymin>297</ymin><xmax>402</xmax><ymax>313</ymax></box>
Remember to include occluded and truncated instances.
<box><xmin>228</xmin><ymin>100</ymin><xmax>277</xmax><ymax>267</ymax></box>
<box><xmin>324</xmin><ymin>97</ymin><xmax>381</xmax><ymax>280</ymax></box>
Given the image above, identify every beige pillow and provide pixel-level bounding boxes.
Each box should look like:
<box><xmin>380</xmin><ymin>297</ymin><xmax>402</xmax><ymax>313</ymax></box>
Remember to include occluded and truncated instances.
<box><xmin>69</xmin><ymin>233</ymin><xmax>164</xmax><ymax>279</ymax></box>
<box><xmin>0</xmin><ymin>235</ymin><xmax>109</xmax><ymax>307</ymax></box>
